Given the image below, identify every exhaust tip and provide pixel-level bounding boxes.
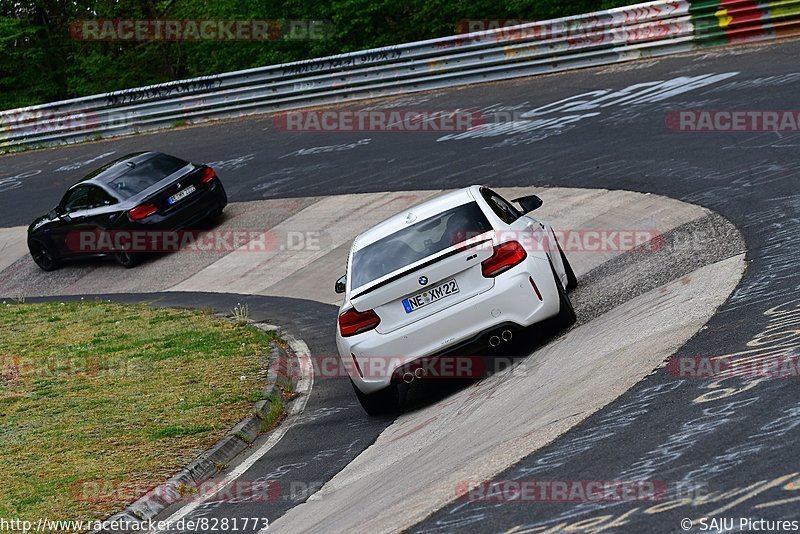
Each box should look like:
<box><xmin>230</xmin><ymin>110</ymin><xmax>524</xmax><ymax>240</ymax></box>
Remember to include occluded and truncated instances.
<box><xmin>414</xmin><ymin>367</ymin><xmax>425</xmax><ymax>379</ymax></box>
<box><xmin>501</xmin><ymin>329</ymin><xmax>513</xmax><ymax>342</ymax></box>
<box><xmin>403</xmin><ymin>372</ymin><xmax>415</xmax><ymax>384</ymax></box>
<box><xmin>489</xmin><ymin>335</ymin><xmax>501</xmax><ymax>347</ymax></box>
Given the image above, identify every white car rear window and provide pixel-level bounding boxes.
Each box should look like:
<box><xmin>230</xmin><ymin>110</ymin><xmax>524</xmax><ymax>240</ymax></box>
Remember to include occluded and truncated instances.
<box><xmin>351</xmin><ymin>201</ymin><xmax>492</xmax><ymax>289</ymax></box>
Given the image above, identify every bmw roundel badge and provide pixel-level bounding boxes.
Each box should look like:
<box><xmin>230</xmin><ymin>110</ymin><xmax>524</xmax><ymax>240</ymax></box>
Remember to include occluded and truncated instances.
<box><xmin>419</xmin><ymin>276</ymin><xmax>429</xmax><ymax>286</ymax></box>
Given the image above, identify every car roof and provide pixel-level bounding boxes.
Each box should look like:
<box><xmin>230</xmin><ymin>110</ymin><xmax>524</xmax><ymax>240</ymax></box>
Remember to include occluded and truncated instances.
<box><xmin>77</xmin><ymin>152</ymin><xmax>161</xmax><ymax>187</ymax></box>
<box><xmin>352</xmin><ymin>185</ymin><xmax>484</xmax><ymax>251</ymax></box>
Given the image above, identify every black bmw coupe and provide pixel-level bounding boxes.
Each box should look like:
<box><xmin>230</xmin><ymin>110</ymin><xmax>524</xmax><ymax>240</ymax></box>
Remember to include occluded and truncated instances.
<box><xmin>28</xmin><ymin>152</ymin><xmax>227</xmax><ymax>270</ymax></box>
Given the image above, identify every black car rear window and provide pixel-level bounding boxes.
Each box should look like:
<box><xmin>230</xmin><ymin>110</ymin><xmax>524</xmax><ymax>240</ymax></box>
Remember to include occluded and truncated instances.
<box><xmin>103</xmin><ymin>154</ymin><xmax>188</xmax><ymax>199</ymax></box>
<box><xmin>351</xmin><ymin>201</ymin><xmax>493</xmax><ymax>289</ymax></box>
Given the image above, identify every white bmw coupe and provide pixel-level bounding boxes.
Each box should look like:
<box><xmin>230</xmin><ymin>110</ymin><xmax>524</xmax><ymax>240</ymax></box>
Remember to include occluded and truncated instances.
<box><xmin>335</xmin><ymin>186</ymin><xmax>577</xmax><ymax>414</ymax></box>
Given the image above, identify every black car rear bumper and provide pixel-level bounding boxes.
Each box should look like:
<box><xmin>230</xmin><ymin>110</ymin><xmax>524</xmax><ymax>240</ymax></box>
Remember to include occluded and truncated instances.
<box><xmin>140</xmin><ymin>179</ymin><xmax>227</xmax><ymax>231</ymax></box>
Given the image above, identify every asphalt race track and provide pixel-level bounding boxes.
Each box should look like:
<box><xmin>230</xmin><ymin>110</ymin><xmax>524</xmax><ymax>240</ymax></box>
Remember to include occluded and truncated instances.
<box><xmin>2</xmin><ymin>38</ymin><xmax>799</xmax><ymax>533</ymax></box>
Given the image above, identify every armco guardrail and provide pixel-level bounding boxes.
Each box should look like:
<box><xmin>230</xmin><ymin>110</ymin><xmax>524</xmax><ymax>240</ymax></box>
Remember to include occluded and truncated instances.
<box><xmin>1</xmin><ymin>0</ymin><xmax>799</xmax><ymax>152</ymax></box>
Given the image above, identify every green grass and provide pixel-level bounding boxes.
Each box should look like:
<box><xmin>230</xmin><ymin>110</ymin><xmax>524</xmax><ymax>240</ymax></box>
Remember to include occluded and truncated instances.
<box><xmin>0</xmin><ymin>300</ymin><xmax>275</xmax><ymax>521</ymax></box>
<box><xmin>260</xmin><ymin>395</ymin><xmax>285</xmax><ymax>433</ymax></box>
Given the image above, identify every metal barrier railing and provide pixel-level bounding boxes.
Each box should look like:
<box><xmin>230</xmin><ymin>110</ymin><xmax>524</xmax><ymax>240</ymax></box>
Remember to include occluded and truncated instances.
<box><xmin>1</xmin><ymin>0</ymin><xmax>798</xmax><ymax>151</ymax></box>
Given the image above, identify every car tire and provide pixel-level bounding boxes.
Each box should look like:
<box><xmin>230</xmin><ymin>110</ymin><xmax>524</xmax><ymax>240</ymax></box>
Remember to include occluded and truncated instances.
<box><xmin>350</xmin><ymin>378</ymin><xmax>399</xmax><ymax>416</ymax></box>
<box><xmin>112</xmin><ymin>249</ymin><xmax>142</xmax><ymax>268</ymax></box>
<box><xmin>551</xmin><ymin>261</ymin><xmax>577</xmax><ymax>329</ymax></box>
<box><xmin>28</xmin><ymin>239</ymin><xmax>60</xmax><ymax>271</ymax></box>
<box><xmin>214</xmin><ymin>190</ymin><xmax>228</xmax><ymax>219</ymax></box>
<box><xmin>557</xmin><ymin>241</ymin><xmax>578</xmax><ymax>292</ymax></box>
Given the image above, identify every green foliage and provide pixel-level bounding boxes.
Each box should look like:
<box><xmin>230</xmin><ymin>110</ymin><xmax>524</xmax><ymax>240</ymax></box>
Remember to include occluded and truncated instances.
<box><xmin>0</xmin><ymin>0</ymin><xmax>635</xmax><ymax>111</ymax></box>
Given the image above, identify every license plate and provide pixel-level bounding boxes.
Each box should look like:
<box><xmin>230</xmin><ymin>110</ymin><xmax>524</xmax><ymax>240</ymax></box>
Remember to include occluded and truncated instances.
<box><xmin>167</xmin><ymin>184</ymin><xmax>196</xmax><ymax>205</ymax></box>
<box><xmin>403</xmin><ymin>279</ymin><xmax>459</xmax><ymax>313</ymax></box>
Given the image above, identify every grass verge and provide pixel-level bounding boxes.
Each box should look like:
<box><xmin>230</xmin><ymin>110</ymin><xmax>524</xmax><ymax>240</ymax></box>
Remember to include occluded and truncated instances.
<box><xmin>0</xmin><ymin>300</ymin><xmax>275</xmax><ymax>522</ymax></box>
<box><xmin>259</xmin><ymin>395</ymin><xmax>286</xmax><ymax>433</ymax></box>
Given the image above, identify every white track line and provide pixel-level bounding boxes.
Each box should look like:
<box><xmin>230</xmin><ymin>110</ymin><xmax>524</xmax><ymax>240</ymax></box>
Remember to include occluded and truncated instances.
<box><xmin>148</xmin><ymin>334</ymin><xmax>314</xmax><ymax>533</ymax></box>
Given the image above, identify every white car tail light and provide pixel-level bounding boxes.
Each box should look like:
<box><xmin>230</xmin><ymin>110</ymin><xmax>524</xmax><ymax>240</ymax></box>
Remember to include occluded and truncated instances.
<box><xmin>339</xmin><ymin>308</ymin><xmax>381</xmax><ymax>337</ymax></box>
<box><xmin>481</xmin><ymin>241</ymin><xmax>527</xmax><ymax>277</ymax></box>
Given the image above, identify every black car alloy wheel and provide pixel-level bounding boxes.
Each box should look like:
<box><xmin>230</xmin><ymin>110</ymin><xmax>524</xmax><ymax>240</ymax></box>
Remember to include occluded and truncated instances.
<box><xmin>29</xmin><ymin>240</ymin><xmax>59</xmax><ymax>271</ymax></box>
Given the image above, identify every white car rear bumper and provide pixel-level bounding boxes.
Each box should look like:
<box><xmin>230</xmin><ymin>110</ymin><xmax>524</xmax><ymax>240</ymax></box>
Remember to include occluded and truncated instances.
<box><xmin>337</xmin><ymin>255</ymin><xmax>560</xmax><ymax>394</ymax></box>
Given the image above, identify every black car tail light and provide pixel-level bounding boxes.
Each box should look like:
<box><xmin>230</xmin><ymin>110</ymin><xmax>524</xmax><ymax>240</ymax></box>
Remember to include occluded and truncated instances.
<box><xmin>201</xmin><ymin>167</ymin><xmax>217</xmax><ymax>183</ymax></box>
<box><xmin>128</xmin><ymin>203</ymin><xmax>158</xmax><ymax>221</ymax></box>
